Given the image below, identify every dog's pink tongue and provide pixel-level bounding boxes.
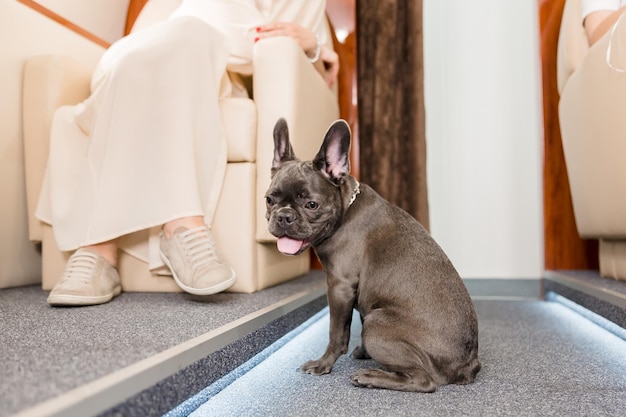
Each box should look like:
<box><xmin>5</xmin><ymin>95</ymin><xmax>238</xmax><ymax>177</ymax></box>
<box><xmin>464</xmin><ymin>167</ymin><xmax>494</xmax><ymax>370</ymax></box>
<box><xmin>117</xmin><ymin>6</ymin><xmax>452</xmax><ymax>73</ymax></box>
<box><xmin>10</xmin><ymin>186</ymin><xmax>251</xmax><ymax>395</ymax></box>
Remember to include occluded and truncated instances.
<box><xmin>277</xmin><ymin>237</ymin><xmax>304</xmax><ymax>255</ymax></box>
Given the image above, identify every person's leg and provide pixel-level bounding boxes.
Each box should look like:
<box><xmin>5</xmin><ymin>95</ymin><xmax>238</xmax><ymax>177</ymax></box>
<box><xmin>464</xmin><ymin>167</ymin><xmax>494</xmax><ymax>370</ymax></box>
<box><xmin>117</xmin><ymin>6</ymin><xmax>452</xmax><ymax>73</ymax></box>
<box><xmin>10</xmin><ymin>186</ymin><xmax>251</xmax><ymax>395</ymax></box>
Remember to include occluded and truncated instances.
<box><xmin>47</xmin><ymin>17</ymin><xmax>236</xmax><ymax>304</ymax></box>
<box><xmin>161</xmin><ymin>216</ymin><xmax>204</xmax><ymax>239</ymax></box>
<box><xmin>85</xmin><ymin>240</ymin><xmax>119</xmax><ymax>267</ymax></box>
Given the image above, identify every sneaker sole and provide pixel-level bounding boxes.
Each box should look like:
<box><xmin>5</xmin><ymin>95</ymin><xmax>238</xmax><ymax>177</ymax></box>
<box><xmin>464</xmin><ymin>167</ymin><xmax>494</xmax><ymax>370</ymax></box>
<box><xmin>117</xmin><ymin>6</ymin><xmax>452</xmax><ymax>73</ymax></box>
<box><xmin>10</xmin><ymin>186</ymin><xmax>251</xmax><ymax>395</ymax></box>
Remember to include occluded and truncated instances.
<box><xmin>159</xmin><ymin>250</ymin><xmax>236</xmax><ymax>296</ymax></box>
<box><xmin>47</xmin><ymin>285</ymin><xmax>122</xmax><ymax>306</ymax></box>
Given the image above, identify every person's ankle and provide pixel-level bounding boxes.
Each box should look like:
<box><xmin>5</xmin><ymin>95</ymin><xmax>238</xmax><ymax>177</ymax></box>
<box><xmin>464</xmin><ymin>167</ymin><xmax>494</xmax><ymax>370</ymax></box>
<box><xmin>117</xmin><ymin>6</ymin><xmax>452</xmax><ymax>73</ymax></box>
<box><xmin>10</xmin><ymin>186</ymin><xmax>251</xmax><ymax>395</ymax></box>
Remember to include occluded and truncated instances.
<box><xmin>162</xmin><ymin>216</ymin><xmax>205</xmax><ymax>239</ymax></box>
<box><xmin>84</xmin><ymin>242</ymin><xmax>118</xmax><ymax>268</ymax></box>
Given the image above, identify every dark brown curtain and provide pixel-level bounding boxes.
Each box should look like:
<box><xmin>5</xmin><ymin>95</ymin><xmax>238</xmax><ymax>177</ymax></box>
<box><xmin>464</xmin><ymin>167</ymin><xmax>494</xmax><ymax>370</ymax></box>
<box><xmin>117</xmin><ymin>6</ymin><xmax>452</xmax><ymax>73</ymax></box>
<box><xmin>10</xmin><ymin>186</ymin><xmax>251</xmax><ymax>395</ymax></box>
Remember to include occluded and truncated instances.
<box><xmin>356</xmin><ymin>0</ymin><xmax>429</xmax><ymax>229</ymax></box>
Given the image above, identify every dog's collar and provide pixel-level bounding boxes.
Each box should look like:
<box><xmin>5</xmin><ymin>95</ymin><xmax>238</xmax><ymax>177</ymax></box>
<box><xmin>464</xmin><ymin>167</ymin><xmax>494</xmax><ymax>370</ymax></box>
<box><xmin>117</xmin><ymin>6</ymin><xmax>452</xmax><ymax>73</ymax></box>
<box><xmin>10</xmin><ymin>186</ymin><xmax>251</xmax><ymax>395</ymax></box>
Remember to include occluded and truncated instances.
<box><xmin>348</xmin><ymin>181</ymin><xmax>361</xmax><ymax>207</ymax></box>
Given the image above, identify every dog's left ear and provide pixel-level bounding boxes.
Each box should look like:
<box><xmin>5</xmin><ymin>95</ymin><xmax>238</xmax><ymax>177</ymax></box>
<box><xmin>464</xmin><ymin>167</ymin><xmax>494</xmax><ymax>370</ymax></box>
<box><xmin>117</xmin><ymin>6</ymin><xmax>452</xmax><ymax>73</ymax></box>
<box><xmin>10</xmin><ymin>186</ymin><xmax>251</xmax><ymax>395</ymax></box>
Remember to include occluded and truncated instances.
<box><xmin>271</xmin><ymin>118</ymin><xmax>297</xmax><ymax>177</ymax></box>
<box><xmin>313</xmin><ymin>119</ymin><xmax>351</xmax><ymax>185</ymax></box>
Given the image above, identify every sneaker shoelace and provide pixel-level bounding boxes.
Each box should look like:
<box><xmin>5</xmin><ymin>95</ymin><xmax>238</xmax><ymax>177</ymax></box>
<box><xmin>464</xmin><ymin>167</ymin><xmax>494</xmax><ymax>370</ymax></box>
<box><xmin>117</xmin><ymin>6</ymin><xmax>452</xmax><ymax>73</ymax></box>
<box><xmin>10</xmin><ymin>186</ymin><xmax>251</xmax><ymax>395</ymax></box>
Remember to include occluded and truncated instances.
<box><xmin>179</xmin><ymin>227</ymin><xmax>222</xmax><ymax>272</ymax></box>
<box><xmin>61</xmin><ymin>250</ymin><xmax>100</xmax><ymax>285</ymax></box>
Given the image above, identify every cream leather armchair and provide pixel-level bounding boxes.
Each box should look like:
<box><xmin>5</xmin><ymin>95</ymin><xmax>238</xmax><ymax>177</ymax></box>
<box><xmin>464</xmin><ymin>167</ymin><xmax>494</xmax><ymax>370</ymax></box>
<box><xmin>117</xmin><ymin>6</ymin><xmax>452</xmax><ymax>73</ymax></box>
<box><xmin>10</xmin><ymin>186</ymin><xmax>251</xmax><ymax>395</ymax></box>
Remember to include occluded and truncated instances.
<box><xmin>22</xmin><ymin>0</ymin><xmax>339</xmax><ymax>293</ymax></box>
<box><xmin>557</xmin><ymin>0</ymin><xmax>626</xmax><ymax>281</ymax></box>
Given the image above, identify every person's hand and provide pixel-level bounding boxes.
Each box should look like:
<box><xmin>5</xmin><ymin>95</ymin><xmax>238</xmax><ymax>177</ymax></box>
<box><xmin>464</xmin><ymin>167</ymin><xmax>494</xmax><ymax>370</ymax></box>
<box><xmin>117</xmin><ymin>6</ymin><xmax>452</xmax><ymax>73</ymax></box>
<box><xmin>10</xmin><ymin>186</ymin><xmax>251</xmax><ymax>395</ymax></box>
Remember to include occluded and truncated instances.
<box><xmin>255</xmin><ymin>22</ymin><xmax>340</xmax><ymax>88</ymax></box>
<box><xmin>255</xmin><ymin>22</ymin><xmax>318</xmax><ymax>58</ymax></box>
<box><xmin>320</xmin><ymin>46</ymin><xmax>339</xmax><ymax>88</ymax></box>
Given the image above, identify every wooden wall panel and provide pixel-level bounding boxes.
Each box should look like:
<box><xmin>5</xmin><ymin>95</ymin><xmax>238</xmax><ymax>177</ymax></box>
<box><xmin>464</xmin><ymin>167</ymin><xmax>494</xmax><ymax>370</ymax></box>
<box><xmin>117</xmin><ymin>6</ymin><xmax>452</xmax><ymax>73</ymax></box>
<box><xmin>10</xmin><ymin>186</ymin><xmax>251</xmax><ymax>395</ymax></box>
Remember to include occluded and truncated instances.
<box><xmin>538</xmin><ymin>0</ymin><xmax>598</xmax><ymax>270</ymax></box>
<box><xmin>125</xmin><ymin>0</ymin><xmax>148</xmax><ymax>35</ymax></box>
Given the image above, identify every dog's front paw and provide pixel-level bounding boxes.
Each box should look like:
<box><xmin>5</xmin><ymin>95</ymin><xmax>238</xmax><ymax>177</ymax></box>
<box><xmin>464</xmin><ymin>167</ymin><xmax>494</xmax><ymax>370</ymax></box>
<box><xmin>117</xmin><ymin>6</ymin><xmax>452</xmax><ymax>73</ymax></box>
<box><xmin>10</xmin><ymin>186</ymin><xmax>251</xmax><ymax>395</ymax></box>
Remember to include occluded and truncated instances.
<box><xmin>300</xmin><ymin>359</ymin><xmax>333</xmax><ymax>375</ymax></box>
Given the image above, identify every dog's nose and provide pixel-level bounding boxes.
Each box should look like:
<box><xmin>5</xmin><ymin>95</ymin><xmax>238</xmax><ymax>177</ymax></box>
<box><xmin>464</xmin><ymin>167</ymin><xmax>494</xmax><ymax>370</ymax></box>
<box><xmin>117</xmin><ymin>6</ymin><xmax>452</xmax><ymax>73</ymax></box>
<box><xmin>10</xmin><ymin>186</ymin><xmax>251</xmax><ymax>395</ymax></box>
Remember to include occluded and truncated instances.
<box><xmin>277</xmin><ymin>211</ymin><xmax>295</xmax><ymax>227</ymax></box>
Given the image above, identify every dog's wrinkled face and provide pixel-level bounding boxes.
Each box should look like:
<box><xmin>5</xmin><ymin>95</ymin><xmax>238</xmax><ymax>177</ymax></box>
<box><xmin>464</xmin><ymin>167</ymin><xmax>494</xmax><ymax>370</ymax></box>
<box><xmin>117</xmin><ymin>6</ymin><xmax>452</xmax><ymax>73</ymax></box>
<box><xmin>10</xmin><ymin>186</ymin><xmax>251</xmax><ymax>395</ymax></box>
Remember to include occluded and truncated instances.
<box><xmin>265</xmin><ymin>161</ymin><xmax>341</xmax><ymax>255</ymax></box>
<box><xmin>265</xmin><ymin>118</ymin><xmax>351</xmax><ymax>256</ymax></box>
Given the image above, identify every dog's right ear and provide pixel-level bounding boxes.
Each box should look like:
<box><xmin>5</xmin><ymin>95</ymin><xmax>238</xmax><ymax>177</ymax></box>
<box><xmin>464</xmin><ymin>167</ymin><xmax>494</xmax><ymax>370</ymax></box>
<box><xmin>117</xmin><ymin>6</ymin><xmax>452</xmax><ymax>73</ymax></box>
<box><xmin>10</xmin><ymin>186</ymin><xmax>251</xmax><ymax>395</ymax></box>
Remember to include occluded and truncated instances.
<box><xmin>313</xmin><ymin>119</ymin><xmax>351</xmax><ymax>185</ymax></box>
<box><xmin>272</xmin><ymin>118</ymin><xmax>297</xmax><ymax>177</ymax></box>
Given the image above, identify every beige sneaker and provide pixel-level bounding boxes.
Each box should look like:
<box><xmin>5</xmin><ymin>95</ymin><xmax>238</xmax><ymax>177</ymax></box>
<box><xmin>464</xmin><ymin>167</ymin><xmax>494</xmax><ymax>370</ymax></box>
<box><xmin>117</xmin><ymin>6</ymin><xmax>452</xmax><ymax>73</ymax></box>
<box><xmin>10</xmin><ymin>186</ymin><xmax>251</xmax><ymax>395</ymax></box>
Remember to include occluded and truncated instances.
<box><xmin>159</xmin><ymin>225</ymin><xmax>236</xmax><ymax>295</ymax></box>
<box><xmin>47</xmin><ymin>248</ymin><xmax>122</xmax><ymax>306</ymax></box>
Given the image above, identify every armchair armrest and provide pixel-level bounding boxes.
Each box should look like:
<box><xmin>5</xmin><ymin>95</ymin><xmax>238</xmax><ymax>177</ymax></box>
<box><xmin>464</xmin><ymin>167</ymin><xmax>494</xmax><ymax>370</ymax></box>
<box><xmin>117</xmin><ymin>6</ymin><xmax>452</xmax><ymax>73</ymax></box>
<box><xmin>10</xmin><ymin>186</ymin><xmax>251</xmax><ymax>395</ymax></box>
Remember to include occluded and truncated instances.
<box><xmin>253</xmin><ymin>36</ymin><xmax>340</xmax><ymax>241</ymax></box>
<box><xmin>22</xmin><ymin>55</ymin><xmax>92</xmax><ymax>241</ymax></box>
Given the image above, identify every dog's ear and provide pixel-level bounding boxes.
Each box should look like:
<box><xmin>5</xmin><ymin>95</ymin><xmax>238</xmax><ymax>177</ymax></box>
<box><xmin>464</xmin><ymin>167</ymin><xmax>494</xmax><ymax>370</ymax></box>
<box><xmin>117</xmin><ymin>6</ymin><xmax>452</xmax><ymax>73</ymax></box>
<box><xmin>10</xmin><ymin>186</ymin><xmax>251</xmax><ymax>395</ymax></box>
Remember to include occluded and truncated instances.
<box><xmin>313</xmin><ymin>119</ymin><xmax>351</xmax><ymax>185</ymax></box>
<box><xmin>271</xmin><ymin>118</ymin><xmax>297</xmax><ymax>176</ymax></box>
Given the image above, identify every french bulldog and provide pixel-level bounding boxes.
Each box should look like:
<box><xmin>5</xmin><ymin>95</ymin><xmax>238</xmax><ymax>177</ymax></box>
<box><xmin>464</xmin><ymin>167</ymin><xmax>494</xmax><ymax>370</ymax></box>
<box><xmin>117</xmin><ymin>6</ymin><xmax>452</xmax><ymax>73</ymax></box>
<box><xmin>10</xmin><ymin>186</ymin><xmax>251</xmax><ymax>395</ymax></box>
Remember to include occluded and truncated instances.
<box><xmin>265</xmin><ymin>118</ymin><xmax>481</xmax><ymax>392</ymax></box>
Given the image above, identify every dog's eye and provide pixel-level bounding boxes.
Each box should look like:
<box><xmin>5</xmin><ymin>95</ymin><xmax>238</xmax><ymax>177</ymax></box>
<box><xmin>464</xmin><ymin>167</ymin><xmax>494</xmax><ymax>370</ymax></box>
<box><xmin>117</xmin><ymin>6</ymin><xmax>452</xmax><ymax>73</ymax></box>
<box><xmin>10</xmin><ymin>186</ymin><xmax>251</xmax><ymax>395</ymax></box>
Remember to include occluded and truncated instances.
<box><xmin>305</xmin><ymin>201</ymin><xmax>318</xmax><ymax>210</ymax></box>
<box><xmin>266</xmin><ymin>196</ymin><xmax>274</xmax><ymax>206</ymax></box>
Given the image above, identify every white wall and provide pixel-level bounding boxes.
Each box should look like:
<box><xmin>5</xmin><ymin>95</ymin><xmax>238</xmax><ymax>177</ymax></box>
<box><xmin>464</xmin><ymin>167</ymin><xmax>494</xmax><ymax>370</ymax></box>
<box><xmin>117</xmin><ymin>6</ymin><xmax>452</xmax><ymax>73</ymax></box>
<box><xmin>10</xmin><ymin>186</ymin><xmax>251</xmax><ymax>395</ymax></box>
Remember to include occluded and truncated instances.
<box><xmin>36</xmin><ymin>0</ymin><xmax>130</xmax><ymax>43</ymax></box>
<box><xmin>423</xmin><ymin>0</ymin><xmax>544</xmax><ymax>279</ymax></box>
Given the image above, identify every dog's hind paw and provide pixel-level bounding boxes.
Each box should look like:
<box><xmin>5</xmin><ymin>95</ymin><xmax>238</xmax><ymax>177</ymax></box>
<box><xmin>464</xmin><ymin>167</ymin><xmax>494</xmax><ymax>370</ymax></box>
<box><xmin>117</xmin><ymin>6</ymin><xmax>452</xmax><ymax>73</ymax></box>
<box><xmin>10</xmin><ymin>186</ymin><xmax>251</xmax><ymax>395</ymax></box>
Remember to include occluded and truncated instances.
<box><xmin>350</xmin><ymin>369</ymin><xmax>437</xmax><ymax>392</ymax></box>
<box><xmin>350</xmin><ymin>371</ymin><xmax>376</xmax><ymax>388</ymax></box>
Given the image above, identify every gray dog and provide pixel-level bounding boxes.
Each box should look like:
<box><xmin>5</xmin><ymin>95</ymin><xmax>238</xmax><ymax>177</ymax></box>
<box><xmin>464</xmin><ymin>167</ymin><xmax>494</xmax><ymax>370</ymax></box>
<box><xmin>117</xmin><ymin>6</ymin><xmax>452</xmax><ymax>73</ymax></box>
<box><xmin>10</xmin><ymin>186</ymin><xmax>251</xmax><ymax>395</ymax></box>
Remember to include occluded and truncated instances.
<box><xmin>265</xmin><ymin>118</ymin><xmax>481</xmax><ymax>392</ymax></box>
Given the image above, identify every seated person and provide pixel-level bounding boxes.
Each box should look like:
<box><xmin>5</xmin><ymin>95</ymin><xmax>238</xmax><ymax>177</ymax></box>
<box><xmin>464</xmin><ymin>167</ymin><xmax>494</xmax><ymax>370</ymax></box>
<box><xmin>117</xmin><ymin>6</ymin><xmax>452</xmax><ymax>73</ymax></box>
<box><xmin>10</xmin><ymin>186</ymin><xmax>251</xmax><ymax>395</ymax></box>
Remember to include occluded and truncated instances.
<box><xmin>37</xmin><ymin>0</ymin><xmax>338</xmax><ymax>307</ymax></box>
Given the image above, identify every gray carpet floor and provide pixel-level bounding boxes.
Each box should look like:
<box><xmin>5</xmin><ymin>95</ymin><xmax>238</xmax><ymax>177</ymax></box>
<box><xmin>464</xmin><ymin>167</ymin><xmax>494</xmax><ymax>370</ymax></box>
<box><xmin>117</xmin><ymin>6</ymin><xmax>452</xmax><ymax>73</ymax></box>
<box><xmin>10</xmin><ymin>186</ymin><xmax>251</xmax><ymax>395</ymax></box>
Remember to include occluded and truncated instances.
<box><xmin>4</xmin><ymin>273</ymin><xmax>625</xmax><ymax>416</ymax></box>
<box><xmin>0</xmin><ymin>272</ymin><xmax>325</xmax><ymax>417</ymax></box>
<box><xmin>179</xmin><ymin>297</ymin><xmax>626</xmax><ymax>417</ymax></box>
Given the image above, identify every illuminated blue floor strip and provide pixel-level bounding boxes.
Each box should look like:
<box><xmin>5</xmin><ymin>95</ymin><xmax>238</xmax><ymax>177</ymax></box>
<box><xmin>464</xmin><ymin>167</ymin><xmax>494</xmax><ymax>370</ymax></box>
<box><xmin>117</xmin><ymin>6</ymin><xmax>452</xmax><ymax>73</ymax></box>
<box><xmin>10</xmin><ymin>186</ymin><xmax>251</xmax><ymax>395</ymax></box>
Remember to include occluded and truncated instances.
<box><xmin>164</xmin><ymin>307</ymin><xmax>330</xmax><ymax>417</ymax></box>
<box><xmin>545</xmin><ymin>291</ymin><xmax>626</xmax><ymax>341</ymax></box>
